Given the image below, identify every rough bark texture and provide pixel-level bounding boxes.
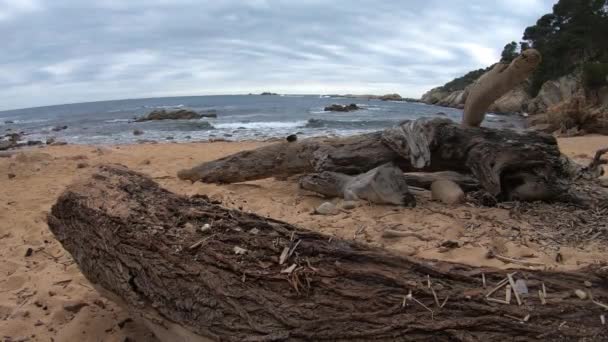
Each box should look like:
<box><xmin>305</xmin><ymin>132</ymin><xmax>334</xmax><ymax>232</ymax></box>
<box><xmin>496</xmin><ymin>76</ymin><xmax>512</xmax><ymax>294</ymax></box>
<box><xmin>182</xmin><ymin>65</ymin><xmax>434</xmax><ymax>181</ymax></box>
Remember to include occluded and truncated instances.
<box><xmin>179</xmin><ymin>118</ymin><xmax>572</xmax><ymax>202</ymax></box>
<box><xmin>463</xmin><ymin>49</ymin><xmax>542</xmax><ymax>127</ymax></box>
<box><xmin>48</xmin><ymin>165</ymin><xmax>608</xmax><ymax>341</ymax></box>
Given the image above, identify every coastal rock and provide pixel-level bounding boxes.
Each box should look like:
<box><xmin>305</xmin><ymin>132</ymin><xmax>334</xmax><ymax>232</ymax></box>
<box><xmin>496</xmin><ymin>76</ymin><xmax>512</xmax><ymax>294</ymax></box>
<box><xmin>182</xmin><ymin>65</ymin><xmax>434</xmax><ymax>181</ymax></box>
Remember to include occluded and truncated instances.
<box><xmin>0</xmin><ymin>140</ymin><xmax>15</xmax><ymax>151</ymax></box>
<box><xmin>324</xmin><ymin>103</ymin><xmax>360</xmax><ymax>112</ymax></box>
<box><xmin>51</xmin><ymin>125</ymin><xmax>68</xmax><ymax>132</ymax></box>
<box><xmin>46</xmin><ymin>137</ymin><xmax>56</xmax><ymax>145</ymax></box>
<box><xmin>260</xmin><ymin>92</ymin><xmax>278</xmax><ymax>96</ymax></box>
<box><xmin>489</xmin><ymin>85</ymin><xmax>531</xmax><ymax>114</ymax></box>
<box><xmin>135</xmin><ymin>109</ymin><xmax>217</xmax><ymax>122</ymax></box>
<box><xmin>431</xmin><ymin>180</ymin><xmax>465</xmax><ymax>205</ymax></box>
<box><xmin>133</xmin><ymin>129</ymin><xmax>144</xmax><ymax>136</ymax></box>
<box><xmin>527</xmin><ymin>74</ymin><xmax>580</xmax><ymax>114</ymax></box>
<box><xmin>286</xmin><ymin>134</ymin><xmax>297</xmax><ymax>142</ymax></box>
<box><xmin>379</xmin><ymin>93</ymin><xmax>403</xmax><ymax>101</ymax></box>
<box><xmin>4</xmin><ymin>120</ymin><xmax>14</xmax><ymax>124</ymax></box>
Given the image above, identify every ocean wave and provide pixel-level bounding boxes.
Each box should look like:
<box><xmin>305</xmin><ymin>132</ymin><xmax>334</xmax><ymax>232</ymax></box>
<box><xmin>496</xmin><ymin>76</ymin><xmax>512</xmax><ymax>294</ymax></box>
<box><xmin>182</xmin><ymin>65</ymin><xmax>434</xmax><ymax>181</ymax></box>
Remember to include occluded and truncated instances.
<box><xmin>104</xmin><ymin>118</ymin><xmax>133</xmax><ymax>123</ymax></box>
<box><xmin>214</xmin><ymin>121</ymin><xmax>308</xmax><ymax>129</ymax></box>
<box><xmin>143</xmin><ymin>104</ymin><xmax>185</xmax><ymax>109</ymax></box>
<box><xmin>1</xmin><ymin>118</ymin><xmax>49</xmax><ymax>124</ymax></box>
<box><xmin>304</xmin><ymin>118</ymin><xmax>396</xmax><ymax>129</ymax></box>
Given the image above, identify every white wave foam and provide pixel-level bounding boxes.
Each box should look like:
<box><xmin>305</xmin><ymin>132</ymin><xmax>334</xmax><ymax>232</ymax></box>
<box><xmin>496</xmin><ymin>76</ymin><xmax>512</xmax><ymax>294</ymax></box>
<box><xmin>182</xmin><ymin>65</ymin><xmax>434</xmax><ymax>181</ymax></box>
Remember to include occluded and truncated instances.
<box><xmin>105</xmin><ymin>118</ymin><xmax>132</xmax><ymax>123</ymax></box>
<box><xmin>215</xmin><ymin>121</ymin><xmax>307</xmax><ymax>129</ymax></box>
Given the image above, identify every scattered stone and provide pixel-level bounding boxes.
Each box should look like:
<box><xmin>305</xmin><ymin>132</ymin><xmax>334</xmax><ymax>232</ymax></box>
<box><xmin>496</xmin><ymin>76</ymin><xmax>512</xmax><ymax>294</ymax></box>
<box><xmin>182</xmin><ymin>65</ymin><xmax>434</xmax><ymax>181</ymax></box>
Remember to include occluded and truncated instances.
<box><xmin>0</xmin><ymin>140</ymin><xmax>16</xmax><ymax>151</ymax></box>
<box><xmin>286</xmin><ymin>134</ymin><xmax>297</xmax><ymax>142</ymax></box>
<box><xmin>45</xmin><ymin>137</ymin><xmax>56</xmax><ymax>145</ymax></box>
<box><xmin>315</xmin><ymin>202</ymin><xmax>337</xmax><ymax>215</ymax></box>
<box><xmin>136</xmin><ymin>139</ymin><xmax>157</xmax><ymax>144</ymax></box>
<box><xmin>440</xmin><ymin>240</ymin><xmax>460</xmax><ymax>249</ymax></box>
<box><xmin>76</xmin><ymin>162</ymin><xmax>89</xmax><ymax>169</ymax></box>
<box><xmin>51</xmin><ymin>125</ymin><xmax>68</xmax><ymax>132</ymax></box>
<box><xmin>8</xmin><ymin>173</ymin><xmax>16</xmax><ymax>179</ymax></box>
<box><xmin>48</xmin><ymin>291</ymin><xmax>55</xmax><ymax>297</ymax></box>
<box><xmin>140</xmin><ymin>159</ymin><xmax>151</xmax><ymax>165</ymax></box>
<box><xmin>324</xmin><ymin>103</ymin><xmax>360</xmax><ymax>112</ymax></box>
<box><xmin>63</xmin><ymin>302</ymin><xmax>88</xmax><ymax>313</ymax></box>
<box><xmin>341</xmin><ymin>201</ymin><xmax>358</xmax><ymax>210</ymax></box>
<box><xmin>26</xmin><ymin>140</ymin><xmax>43</xmax><ymax>146</ymax></box>
<box><xmin>431</xmin><ymin>180</ymin><xmax>465</xmax><ymax>205</ymax></box>
<box><xmin>165</xmin><ymin>136</ymin><xmax>174</xmax><ymax>140</ymax></box>
<box><xmin>249</xmin><ymin>228</ymin><xmax>260</xmax><ymax>235</ymax></box>
<box><xmin>24</xmin><ymin>247</ymin><xmax>33</xmax><ymax>257</ymax></box>
<box><xmin>4</xmin><ymin>120</ymin><xmax>14</xmax><ymax>124</ymax></box>
<box><xmin>34</xmin><ymin>320</ymin><xmax>44</xmax><ymax>326</ymax></box>
<box><xmin>184</xmin><ymin>135</ymin><xmax>192</xmax><ymax>139</ymax></box>
<box><xmin>575</xmin><ymin>289</ymin><xmax>587</xmax><ymax>300</ymax></box>
<box><xmin>585</xmin><ymin>280</ymin><xmax>592</xmax><ymax>287</ymax></box>
<box><xmin>233</xmin><ymin>246</ymin><xmax>247</xmax><ymax>255</ymax></box>
<box><xmin>200</xmin><ymin>223</ymin><xmax>211</xmax><ymax>232</ymax></box>
<box><xmin>133</xmin><ymin>129</ymin><xmax>144</xmax><ymax>136</ymax></box>
<box><xmin>50</xmin><ymin>141</ymin><xmax>68</xmax><ymax>146</ymax></box>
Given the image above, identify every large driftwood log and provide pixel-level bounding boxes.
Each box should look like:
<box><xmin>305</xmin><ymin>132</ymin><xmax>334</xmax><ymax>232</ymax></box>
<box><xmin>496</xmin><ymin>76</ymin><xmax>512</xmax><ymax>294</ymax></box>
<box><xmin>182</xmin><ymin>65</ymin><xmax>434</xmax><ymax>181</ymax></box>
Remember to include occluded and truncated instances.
<box><xmin>179</xmin><ymin>118</ymin><xmax>571</xmax><ymax>201</ymax></box>
<box><xmin>463</xmin><ymin>49</ymin><xmax>542</xmax><ymax>127</ymax></box>
<box><xmin>48</xmin><ymin>166</ymin><xmax>608</xmax><ymax>341</ymax></box>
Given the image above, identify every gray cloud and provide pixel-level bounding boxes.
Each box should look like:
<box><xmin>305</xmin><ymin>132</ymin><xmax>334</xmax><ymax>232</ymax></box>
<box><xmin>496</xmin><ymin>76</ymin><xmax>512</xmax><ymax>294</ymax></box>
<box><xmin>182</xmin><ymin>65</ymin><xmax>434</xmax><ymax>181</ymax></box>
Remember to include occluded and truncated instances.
<box><xmin>0</xmin><ymin>0</ymin><xmax>555</xmax><ymax>110</ymax></box>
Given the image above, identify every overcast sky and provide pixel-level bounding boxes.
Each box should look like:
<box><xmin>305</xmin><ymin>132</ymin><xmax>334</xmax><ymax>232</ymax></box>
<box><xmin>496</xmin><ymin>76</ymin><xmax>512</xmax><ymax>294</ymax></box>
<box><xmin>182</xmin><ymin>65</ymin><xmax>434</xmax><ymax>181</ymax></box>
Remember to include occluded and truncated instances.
<box><xmin>0</xmin><ymin>0</ymin><xmax>555</xmax><ymax>110</ymax></box>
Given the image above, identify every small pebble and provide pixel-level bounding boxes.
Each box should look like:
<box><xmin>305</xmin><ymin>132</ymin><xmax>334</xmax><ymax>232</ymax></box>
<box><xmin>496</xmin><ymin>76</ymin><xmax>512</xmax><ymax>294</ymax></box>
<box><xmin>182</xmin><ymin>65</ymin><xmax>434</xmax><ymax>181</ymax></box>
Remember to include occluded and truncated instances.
<box><xmin>249</xmin><ymin>228</ymin><xmax>260</xmax><ymax>235</ymax></box>
<box><xmin>8</xmin><ymin>173</ymin><xmax>16</xmax><ymax>179</ymax></box>
<box><xmin>584</xmin><ymin>280</ymin><xmax>592</xmax><ymax>287</ymax></box>
<box><xmin>24</xmin><ymin>247</ymin><xmax>33</xmax><ymax>257</ymax></box>
<box><xmin>574</xmin><ymin>289</ymin><xmax>587</xmax><ymax>300</ymax></box>
<box><xmin>233</xmin><ymin>246</ymin><xmax>247</xmax><ymax>255</ymax></box>
<box><xmin>200</xmin><ymin>223</ymin><xmax>211</xmax><ymax>232</ymax></box>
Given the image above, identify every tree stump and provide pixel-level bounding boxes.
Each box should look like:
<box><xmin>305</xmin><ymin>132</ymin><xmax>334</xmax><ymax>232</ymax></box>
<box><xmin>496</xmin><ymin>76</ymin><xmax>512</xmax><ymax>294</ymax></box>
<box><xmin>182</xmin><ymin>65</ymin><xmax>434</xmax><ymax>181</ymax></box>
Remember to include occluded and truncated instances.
<box><xmin>48</xmin><ymin>165</ymin><xmax>608</xmax><ymax>341</ymax></box>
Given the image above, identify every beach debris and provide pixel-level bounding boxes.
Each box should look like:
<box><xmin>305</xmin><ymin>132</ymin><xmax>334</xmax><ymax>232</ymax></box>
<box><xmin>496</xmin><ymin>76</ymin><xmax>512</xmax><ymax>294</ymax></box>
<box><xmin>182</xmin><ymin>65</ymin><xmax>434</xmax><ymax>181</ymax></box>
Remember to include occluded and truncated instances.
<box><xmin>431</xmin><ymin>180</ymin><xmax>465</xmax><ymax>205</ymax></box>
<box><xmin>592</xmin><ymin>300</ymin><xmax>608</xmax><ymax>310</ymax></box>
<box><xmin>133</xmin><ymin>129</ymin><xmax>144</xmax><ymax>136</ymax></box>
<box><xmin>505</xmin><ymin>285</ymin><xmax>512</xmax><ymax>304</ymax></box>
<box><xmin>482</xmin><ymin>273</ymin><xmax>486</xmax><ymax>288</ymax></box>
<box><xmin>507</xmin><ymin>273</ymin><xmax>522</xmax><ymax>306</ymax></box>
<box><xmin>538</xmin><ymin>290</ymin><xmax>547</xmax><ymax>305</ymax></box>
<box><xmin>486</xmin><ymin>250</ymin><xmax>545</xmax><ymax>267</ymax></box>
<box><xmin>584</xmin><ymin>280</ymin><xmax>592</xmax><ymax>287</ymax></box>
<box><xmin>286</xmin><ymin>134</ymin><xmax>297</xmax><ymax>142</ymax></box>
<box><xmin>279</xmin><ymin>247</ymin><xmax>290</xmax><ymax>265</ymax></box>
<box><xmin>24</xmin><ymin>247</ymin><xmax>33</xmax><ymax>257</ymax></box>
<box><xmin>354</xmin><ymin>225</ymin><xmax>366</xmax><ymax>240</ymax></box>
<box><xmin>233</xmin><ymin>246</ymin><xmax>247</xmax><ymax>255</ymax></box>
<box><xmin>574</xmin><ymin>289</ymin><xmax>587</xmax><ymax>300</ymax></box>
<box><xmin>314</xmin><ymin>202</ymin><xmax>337</xmax><ymax>215</ymax></box>
<box><xmin>281</xmin><ymin>264</ymin><xmax>297</xmax><ymax>274</ymax></box>
<box><xmin>601</xmin><ymin>315</ymin><xmax>606</xmax><ymax>325</ymax></box>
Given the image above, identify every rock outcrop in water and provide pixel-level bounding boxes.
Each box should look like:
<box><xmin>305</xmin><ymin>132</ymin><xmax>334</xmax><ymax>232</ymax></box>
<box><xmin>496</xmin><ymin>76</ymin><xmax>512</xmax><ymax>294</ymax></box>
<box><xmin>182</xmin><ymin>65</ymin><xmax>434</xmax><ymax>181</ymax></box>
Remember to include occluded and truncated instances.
<box><xmin>324</xmin><ymin>103</ymin><xmax>360</xmax><ymax>112</ymax></box>
<box><xmin>135</xmin><ymin>109</ymin><xmax>217</xmax><ymax>122</ymax></box>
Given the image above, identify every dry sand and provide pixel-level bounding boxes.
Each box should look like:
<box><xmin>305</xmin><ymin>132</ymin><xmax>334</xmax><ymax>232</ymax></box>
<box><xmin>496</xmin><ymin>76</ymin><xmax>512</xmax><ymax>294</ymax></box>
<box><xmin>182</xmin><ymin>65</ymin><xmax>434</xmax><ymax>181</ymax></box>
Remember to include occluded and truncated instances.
<box><xmin>1</xmin><ymin>136</ymin><xmax>607</xmax><ymax>341</ymax></box>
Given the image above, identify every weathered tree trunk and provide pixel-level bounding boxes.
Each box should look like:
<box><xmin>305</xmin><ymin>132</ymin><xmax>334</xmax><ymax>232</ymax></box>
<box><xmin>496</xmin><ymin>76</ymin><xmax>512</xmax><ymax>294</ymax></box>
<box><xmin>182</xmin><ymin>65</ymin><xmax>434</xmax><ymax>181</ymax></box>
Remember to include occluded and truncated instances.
<box><xmin>462</xmin><ymin>49</ymin><xmax>542</xmax><ymax>127</ymax></box>
<box><xmin>178</xmin><ymin>118</ymin><xmax>572</xmax><ymax>201</ymax></box>
<box><xmin>48</xmin><ymin>165</ymin><xmax>608</xmax><ymax>341</ymax></box>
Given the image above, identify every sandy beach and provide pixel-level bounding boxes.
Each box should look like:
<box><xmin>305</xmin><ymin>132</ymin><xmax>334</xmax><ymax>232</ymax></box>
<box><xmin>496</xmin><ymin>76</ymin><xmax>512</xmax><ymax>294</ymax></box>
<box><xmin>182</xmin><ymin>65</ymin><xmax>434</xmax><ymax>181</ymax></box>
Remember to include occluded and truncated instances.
<box><xmin>1</xmin><ymin>137</ymin><xmax>607</xmax><ymax>341</ymax></box>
